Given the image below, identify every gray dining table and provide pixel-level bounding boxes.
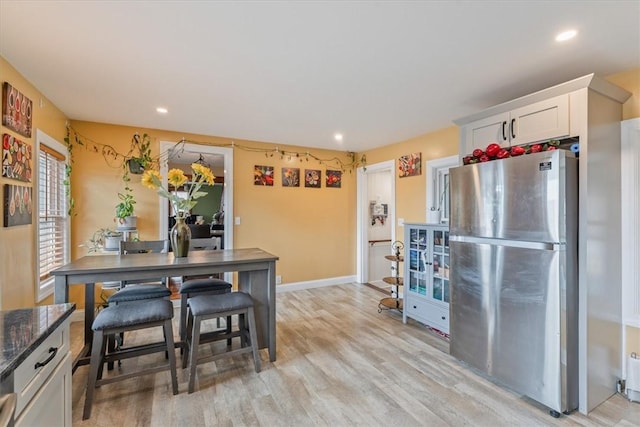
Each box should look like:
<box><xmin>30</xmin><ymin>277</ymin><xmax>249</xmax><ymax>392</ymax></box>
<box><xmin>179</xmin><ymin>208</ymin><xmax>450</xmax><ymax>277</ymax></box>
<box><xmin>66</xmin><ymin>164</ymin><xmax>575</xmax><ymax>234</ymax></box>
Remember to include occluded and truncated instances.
<box><xmin>52</xmin><ymin>247</ymin><xmax>278</xmax><ymax>372</ymax></box>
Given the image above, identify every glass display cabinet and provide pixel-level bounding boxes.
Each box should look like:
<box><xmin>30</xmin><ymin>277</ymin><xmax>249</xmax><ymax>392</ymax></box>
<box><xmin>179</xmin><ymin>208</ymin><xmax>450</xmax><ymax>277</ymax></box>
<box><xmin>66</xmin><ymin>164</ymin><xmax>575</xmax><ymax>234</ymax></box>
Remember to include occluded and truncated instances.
<box><xmin>403</xmin><ymin>223</ymin><xmax>450</xmax><ymax>334</ymax></box>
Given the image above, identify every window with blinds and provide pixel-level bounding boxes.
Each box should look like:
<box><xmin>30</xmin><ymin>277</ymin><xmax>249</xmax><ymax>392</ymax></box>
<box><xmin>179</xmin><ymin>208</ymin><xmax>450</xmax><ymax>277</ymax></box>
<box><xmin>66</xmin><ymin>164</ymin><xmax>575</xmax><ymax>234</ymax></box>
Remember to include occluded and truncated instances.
<box><xmin>37</xmin><ymin>131</ymin><xmax>68</xmax><ymax>301</ymax></box>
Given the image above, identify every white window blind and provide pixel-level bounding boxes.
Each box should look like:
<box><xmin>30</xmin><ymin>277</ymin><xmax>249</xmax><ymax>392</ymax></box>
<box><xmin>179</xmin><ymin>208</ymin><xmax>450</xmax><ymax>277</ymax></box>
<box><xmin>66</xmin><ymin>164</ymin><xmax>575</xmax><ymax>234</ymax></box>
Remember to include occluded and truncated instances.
<box><xmin>37</xmin><ymin>132</ymin><xmax>68</xmax><ymax>300</ymax></box>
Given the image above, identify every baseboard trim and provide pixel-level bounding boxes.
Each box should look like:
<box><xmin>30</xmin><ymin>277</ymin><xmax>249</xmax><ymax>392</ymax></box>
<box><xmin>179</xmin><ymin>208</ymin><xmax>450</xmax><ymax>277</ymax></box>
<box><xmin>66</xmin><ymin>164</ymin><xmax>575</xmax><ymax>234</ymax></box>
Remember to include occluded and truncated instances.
<box><xmin>276</xmin><ymin>275</ymin><xmax>356</xmax><ymax>293</ymax></box>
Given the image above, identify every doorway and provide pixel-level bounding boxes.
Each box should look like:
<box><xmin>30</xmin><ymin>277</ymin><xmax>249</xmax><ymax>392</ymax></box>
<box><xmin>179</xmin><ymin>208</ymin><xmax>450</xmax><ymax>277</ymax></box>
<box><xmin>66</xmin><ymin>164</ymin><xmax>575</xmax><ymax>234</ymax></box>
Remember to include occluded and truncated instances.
<box><xmin>356</xmin><ymin>160</ymin><xmax>395</xmax><ymax>286</ymax></box>
<box><xmin>158</xmin><ymin>141</ymin><xmax>234</xmax><ymax>252</ymax></box>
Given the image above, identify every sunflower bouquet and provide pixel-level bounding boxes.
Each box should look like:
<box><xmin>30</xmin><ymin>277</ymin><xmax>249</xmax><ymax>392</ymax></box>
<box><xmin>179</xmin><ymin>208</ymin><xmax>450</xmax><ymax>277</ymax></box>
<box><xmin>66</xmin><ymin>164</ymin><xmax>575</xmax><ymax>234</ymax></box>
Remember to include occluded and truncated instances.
<box><xmin>142</xmin><ymin>163</ymin><xmax>215</xmax><ymax>218</ymax></box>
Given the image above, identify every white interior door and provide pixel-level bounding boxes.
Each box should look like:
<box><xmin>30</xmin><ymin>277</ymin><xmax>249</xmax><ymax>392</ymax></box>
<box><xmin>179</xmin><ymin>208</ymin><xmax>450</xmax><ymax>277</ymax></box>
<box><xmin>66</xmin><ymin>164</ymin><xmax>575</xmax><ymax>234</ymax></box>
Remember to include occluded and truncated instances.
<box><xmin>356</xmin><ymin>160</ymin><xmax>395</xmax><ymax>283</ymax></box>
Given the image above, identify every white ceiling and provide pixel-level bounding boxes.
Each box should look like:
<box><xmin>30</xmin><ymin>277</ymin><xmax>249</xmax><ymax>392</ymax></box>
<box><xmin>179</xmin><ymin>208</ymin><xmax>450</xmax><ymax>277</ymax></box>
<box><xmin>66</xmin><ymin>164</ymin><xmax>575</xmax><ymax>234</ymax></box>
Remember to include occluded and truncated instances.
<box><xmin>1</xmin><ymin>1</ymin><xmax>638</xmax><ymax>153</ymax></box>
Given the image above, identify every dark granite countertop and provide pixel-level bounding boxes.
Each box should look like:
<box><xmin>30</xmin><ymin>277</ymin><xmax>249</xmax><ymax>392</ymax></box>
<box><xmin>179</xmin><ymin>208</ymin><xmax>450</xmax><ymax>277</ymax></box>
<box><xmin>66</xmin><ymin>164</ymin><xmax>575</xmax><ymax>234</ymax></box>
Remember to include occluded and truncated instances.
<box><xmin>0</xmin><ymin>303</ymin><xmax>75</xmax><ymax>381</ymax></box>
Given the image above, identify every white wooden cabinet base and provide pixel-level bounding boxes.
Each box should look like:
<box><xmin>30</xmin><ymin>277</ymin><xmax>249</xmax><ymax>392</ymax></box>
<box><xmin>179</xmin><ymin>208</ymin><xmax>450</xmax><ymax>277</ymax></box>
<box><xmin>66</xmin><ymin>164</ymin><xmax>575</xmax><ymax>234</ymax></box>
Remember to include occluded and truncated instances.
<box><xmin>0</xmin><ymin>307</ymin><xmax>73</xmax><ymax>427</ymax></box>
<box><xmin>14</xmin><ymin>317</ymin><xmax>71</xmax><ymax>427</ymax></box>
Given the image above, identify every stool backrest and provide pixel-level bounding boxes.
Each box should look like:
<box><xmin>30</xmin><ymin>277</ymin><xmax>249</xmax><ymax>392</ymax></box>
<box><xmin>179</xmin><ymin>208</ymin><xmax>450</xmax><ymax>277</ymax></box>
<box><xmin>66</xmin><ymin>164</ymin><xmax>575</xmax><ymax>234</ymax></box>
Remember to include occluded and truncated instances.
<box><xmin>119</xmin><ymin>240</ymin><xmax>169</xmax><ymax>287</ymax></box>
<box><xmin>120</xmin><ymin>240</ymin><xmax>169</xmax><ymax>254</ymax></box>
<box><xmin>189</xmin><ymin>238</ymin><xmax>218</xmax><ymax>251</ymax></box>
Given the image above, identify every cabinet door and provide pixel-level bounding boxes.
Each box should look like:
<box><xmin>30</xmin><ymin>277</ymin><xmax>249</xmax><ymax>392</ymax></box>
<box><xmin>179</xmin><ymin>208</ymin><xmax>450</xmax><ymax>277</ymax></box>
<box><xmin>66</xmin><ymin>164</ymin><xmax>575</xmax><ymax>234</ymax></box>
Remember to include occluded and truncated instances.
<box><xmin>431</xmin><ymin>229</ymin><xmax>450</xmax><ymax>304</ymax></box>
<box><xmin>15</xmin><ymin>352</ymin><xmax>71</xmax><ymax>427</ymax></box>
<box><xmin>461</xmin><ymin>111</ymin><xmax>510</xmax><ymax>156</ymax></box>
<box><xmin>510</xmin><ymin>94</ymin><xmax>570</xmax><ymax>145</ymax></box>
<box><xmin>407</xmin><ymin>227</ymin><xmax>428</xmax><ymax>297</ymax></box>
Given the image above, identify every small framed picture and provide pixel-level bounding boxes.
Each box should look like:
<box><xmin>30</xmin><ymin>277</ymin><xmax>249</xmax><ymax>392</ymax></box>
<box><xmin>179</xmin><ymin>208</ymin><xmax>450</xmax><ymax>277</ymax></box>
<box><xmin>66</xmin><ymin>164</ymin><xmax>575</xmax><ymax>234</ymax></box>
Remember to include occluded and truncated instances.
<box><xmin>254</xmin><ymin>165</ymin><xmax>274</xmax><ymax>186</ymax></box>
<box><xmin>2</xmin><ymin>134</ymin><xmax>33</xmax><ymax>182</ymax></box>
<box><xmin>4</xmin><ymin>184</ymin><xmax>33</xmax><ymax>227</ymax></box>
<box><xmin>2</xmin><ymin>82</ymin><xmax>33</xmax><ymax>138</ymax></box>
<box><xmin>326</xmin><ymin>170</ymin><xmax>342</xmax><ymax>188</ymax></box>
<box><xmin>282</xmin><ymin>167</ymin><xmax>300</xmax><ymax>187</ymax></box>
<box><xmin>304</xmin><ymin>169</ymin><xmax>321</xmax><ymax>188</ymax></box>
<box><xmin>398</xmin><ymin>152</ymin><xmax>421</xmax><ymax>177</ymax></box>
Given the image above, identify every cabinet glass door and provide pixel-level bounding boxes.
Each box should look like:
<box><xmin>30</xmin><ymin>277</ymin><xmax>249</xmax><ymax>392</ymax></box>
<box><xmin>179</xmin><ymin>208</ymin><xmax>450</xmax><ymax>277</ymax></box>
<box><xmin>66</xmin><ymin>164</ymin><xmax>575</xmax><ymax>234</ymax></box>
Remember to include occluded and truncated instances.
<box><xmin>408</xmin><ymin>228</ymin><xmax>429</xmax><ymax>296</ymax></box>
<box><xmin>432</xmin><ymin>230</ymin><xmax>450</xmax><ymax>303</ymax></box>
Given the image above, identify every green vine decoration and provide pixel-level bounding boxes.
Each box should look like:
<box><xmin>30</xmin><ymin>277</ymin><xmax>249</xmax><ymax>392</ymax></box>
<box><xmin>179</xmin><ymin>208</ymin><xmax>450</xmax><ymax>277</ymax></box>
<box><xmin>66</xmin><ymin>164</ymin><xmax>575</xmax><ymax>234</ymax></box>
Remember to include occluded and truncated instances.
<box><xmin>168</xmin><ymin>138</ymin><xmax>367</xmax><ymax>173</ymax></box>
<box><xmin>62</xmin><ymin>125</ymin><xmax>368</xmax><ymax>217</ymax></box>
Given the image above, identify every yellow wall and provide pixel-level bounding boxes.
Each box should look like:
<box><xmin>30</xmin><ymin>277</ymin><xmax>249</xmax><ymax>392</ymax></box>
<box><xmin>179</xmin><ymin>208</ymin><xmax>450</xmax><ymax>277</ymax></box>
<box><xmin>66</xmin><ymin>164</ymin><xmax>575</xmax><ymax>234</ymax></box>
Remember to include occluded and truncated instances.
<box><xmin>0</xmin><ymin>57</ymin><xmax>68</xmax><ymax>309</ymax></box>
<box><xmin>68</xmin><ymin>121</ymin><xmax>356</xmax><ymax>310</ymax></box>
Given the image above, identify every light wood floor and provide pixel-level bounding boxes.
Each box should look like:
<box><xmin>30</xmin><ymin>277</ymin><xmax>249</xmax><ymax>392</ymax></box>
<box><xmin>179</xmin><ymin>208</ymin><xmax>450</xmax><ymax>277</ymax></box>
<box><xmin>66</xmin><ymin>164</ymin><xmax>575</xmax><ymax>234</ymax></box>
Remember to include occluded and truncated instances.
<box><xmin>70</xmin><ymin>283</ymin><xmax>639</xmax><ymax>426</ymax></box>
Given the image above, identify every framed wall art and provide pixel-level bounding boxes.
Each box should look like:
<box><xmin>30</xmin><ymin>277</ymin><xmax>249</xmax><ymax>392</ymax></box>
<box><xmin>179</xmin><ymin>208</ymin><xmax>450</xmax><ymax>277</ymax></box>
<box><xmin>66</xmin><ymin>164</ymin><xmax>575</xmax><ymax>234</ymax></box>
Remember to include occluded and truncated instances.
<box><xmin>254</xmin><ymin>165</ymin><xmax>274</xmax><ymax>186</ymax></box>
<box><xmin>2</xmin><ymin>134</ymin><xmax>33</xmax><ymax>182</ymax></box>
<box><xmin>305</xmin><ymin>169</ymin><xmax>321</xmax><ymax>188</ymax></box>
<box><xmin>281</xmin><ymin>167</ymin><xmax>300</xmax><ymax>187</ymax></box>
<box><xmin>3</xmin><ymin>184</ymin><xmax>33</xmax><ymax>227</ymax></box>
<box><xmin>2</xmin><ymin>82</ymin><xmax>33</xmax><ymax>138</ymax></box>
<box><xmin>398</xmin><ymin>152</ymin><xmax>422</xmax><ymax>177</ymax></box>
<box><xmin>326</xmin><ymin>170</ymin><xmax>342</xmax><ymax>188</ymax></box>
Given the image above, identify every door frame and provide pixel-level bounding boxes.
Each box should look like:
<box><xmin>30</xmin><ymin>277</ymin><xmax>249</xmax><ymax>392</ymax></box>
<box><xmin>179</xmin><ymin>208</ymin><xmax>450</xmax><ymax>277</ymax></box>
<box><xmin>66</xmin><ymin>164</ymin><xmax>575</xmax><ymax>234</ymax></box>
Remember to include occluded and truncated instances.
<box><xmin>356</xmin><ymin>160</ymin><xmax>395</xmax><ymax>283</ymax></box>
<box><xmin>158</xmin><ymin>141</ymin><xmax>234</xmax><ymax>252</ymax></box>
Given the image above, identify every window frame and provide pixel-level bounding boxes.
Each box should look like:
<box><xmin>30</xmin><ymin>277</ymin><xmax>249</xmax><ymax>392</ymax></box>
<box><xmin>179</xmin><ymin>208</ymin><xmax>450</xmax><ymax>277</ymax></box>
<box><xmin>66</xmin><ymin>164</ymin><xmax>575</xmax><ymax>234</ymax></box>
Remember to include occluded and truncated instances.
<box><xmin>425</xmin><ymin>155</ymin><xmax>459</xmax><ymax>224</ymax></box>
<box><xmin>36</xmin><ymin>129</ymin><xmax>69</xmax><ymax>302</ymax></box>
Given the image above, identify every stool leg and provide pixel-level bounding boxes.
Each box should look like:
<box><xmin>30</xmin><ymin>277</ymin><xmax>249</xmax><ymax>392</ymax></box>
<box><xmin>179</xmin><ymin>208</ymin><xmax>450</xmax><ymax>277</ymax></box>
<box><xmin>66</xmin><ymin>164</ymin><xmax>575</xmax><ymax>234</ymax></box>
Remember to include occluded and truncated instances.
<box><xmin>247</xmin><ymin>307</ymin><xmax>261</xmax><ymax>373</ymax></box>
<box><xmin>182</xmin><ymin>307</ymin><xmax>193</xmax><ymax>369</ymax></box>
<box><xmin>188</xmin><ymin>315</ymin><xmax>202</xmax><ymax>394</ymax></box>
<box><xmin>83</xmin><ymin>329</ymin><xmax>106</xmax><ymax>420</ymax></box>
<box><xmin>226</xmin><ymin>315</ymin><xmax>232</xmax><ymax>346</ymax></box>
<box><xmin>239</xmin><ymin>313</ymin><xmax>246</xmax><ymax>347</ymax></box>
<box><xmin>162</xmin><ymin>319</ymin><xmax>179</xmax><ymax>395</ymax></box>
<box><xmin>179</xmin><ymin>294</ymin><xmax>188</xmax><ymax>345</ymax></box>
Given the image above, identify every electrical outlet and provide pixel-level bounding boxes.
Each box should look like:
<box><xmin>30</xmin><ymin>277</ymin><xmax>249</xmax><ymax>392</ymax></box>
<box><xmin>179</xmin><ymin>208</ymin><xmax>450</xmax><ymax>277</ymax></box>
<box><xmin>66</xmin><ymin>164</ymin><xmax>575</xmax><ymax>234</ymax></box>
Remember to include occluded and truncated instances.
<box><xmin>398</xmin><ymin>217</ymin><xmax>405</xmax><ymax>226</ymax></box>
<box><xmin>234</xmin><ymin>216</ymin><xmax>241</xmax><ymax>225</ymax></box>
<box><xmin>276</xmin><ymin>275</ymin><xmax>282</xmax><ymax>285</ymax></box>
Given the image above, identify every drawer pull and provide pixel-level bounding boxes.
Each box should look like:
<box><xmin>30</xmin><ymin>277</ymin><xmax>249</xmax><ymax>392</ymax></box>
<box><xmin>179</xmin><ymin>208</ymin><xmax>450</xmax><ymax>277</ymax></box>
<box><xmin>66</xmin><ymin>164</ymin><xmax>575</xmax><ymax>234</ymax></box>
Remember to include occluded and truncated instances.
<box><xmin>441</xmin><ymin>316</ymin><xmax>446</xmax><ymax>320</ymax></box>
<box><xmin>34</xmin><ymin>347</ymin><xmax>58</xmax><ymax>370</ymax></box>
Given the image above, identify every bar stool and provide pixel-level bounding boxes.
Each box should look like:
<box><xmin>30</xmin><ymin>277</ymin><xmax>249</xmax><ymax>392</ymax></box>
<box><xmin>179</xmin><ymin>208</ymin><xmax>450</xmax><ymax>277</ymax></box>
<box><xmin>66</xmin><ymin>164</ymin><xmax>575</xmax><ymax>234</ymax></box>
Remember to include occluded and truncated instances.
<box><xmin>83</xmin><ymin>299</ymin><xmax>179</xmax><ymax>420</ymax></box>
<box><xmin>178</xmin><ymin>238</ymin><xmax>232</xmax><ymax>346</ymax></box>
<box><xmin>182</xmin><ymin>292</ymin><xmax>261</xmax><ymax>393</ymax></box>
<box><xmin>179</xmin><ymin>278</ymin><xmax>232</xmax><ymax>345</ymax></box>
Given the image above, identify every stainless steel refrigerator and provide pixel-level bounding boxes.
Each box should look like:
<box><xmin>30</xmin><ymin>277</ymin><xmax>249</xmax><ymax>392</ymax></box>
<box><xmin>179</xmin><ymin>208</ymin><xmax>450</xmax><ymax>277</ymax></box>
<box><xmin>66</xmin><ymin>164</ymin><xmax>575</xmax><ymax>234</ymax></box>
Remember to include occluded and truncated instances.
<box><xmin>449</xmin><ymin>149</ymin><xmax>578</xmax><ymax>416</ymax></box>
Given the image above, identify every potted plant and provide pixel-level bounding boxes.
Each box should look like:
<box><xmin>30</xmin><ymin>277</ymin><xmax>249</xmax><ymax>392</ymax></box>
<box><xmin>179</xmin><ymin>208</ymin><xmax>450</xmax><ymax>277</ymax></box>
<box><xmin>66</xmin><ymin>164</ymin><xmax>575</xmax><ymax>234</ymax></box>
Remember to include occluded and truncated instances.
<box><xmin>126</xmin><ymin>133</ymin><xmax>153</xmax><ymax>174</ymax></box>
<box><xmin>116</xmin><ymin>158</ymin><xmax>138</xmax><ymax>229</ymax></box>
<box><xmin>83</xmin><ymin>228</ymin><xmax>123</xmax><ymax>252</ymax></box>
<box><xmin>115</xmin><ymin>191</ymin><xmax>136</xmax><ymax>229</ymax></box>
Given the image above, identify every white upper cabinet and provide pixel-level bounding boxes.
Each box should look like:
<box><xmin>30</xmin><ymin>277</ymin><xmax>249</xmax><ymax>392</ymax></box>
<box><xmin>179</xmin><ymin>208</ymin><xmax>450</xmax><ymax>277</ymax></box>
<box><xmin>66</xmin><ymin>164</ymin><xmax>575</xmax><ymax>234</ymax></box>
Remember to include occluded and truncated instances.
<box><xmin>510</xmin><ymin>94</ymin><xmax>570</xmax><ymax>145</ymax></box>
<box><xmin>459</xmin><ymin>94</ymin><xmax>570</xmax><ymax>156</ymax></box>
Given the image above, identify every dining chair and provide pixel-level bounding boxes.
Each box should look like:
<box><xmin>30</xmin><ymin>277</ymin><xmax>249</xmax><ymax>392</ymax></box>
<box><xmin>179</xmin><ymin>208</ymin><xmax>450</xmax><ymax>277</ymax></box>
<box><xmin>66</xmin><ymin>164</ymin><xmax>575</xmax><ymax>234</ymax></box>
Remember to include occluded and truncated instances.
<box><xmin>107</xmin><ymin>240</ymin><xmax>171</xmax><ymax>304</ymax></box>
<box><xmin>106</xmin><ymin>240</ymin><xmax>172</xmax><ymax>367</ymax></box>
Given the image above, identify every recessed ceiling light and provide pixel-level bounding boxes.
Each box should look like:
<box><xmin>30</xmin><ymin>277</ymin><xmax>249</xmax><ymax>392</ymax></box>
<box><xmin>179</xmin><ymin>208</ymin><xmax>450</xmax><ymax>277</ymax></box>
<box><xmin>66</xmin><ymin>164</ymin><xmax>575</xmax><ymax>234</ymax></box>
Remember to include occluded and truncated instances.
<box><xmin>334</xmin><ymin>133</ymin><xmax>343</xmax><ymax>142</ymax></box>
<box><xmin>156</xmin><ymin>107</ymin><xmax>168</xmax><ymax>114</ymax></box>
<box><xmin>556</xmin><ymin>30</ymin><xmax>577</xmax><ymax>42</ymax></box>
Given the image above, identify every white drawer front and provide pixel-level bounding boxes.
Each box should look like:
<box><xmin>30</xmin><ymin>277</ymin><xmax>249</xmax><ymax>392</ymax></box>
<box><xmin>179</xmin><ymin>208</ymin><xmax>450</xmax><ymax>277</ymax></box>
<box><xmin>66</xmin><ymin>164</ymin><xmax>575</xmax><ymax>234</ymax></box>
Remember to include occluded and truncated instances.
<box><xmin>13</xmin><ymin>319</ymin><xmax>70</xmax><ymax>418</ymax></box>
<box><xmin>406</xmin><ymin>298</ymin><xmax>449</xmax><ymax>333</ymax></box>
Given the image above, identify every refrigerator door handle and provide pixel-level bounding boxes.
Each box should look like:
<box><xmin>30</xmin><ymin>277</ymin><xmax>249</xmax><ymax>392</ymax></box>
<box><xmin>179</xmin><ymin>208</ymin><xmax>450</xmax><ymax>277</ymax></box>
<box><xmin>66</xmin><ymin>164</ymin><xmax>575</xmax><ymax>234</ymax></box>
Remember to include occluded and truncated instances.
<box><xmin>450</xmin><ymin>235</ymin><xmax>561</xmax><ymax>251</ymax></box>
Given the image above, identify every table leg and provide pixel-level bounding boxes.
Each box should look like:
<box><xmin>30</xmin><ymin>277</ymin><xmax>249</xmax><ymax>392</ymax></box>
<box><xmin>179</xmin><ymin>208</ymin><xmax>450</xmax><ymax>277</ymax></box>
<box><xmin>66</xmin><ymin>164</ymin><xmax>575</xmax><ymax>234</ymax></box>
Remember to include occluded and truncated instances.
<box><xmin>84</xmin><ymin>282</ymin><xmax>95</xmax><ymax>347</ymax></box>
<box><xmin>238</xmin><ymin>265</ymin><xmax>276</xmax><ymax>362</ymax></box>
<box><xmin>54</xmin><ymin>275</ymin><xmax>69</xmax><ymax>304</ymax></box>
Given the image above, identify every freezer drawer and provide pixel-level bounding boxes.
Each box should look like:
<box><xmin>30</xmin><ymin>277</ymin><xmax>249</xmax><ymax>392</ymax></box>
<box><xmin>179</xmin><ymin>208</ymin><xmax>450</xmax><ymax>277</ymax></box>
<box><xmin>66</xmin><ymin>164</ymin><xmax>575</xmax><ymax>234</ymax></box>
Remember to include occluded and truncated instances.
<box><xmin>449</xmin><ymin>239</ymin><xmax>577</xmax><ymax>413</ymax></box>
